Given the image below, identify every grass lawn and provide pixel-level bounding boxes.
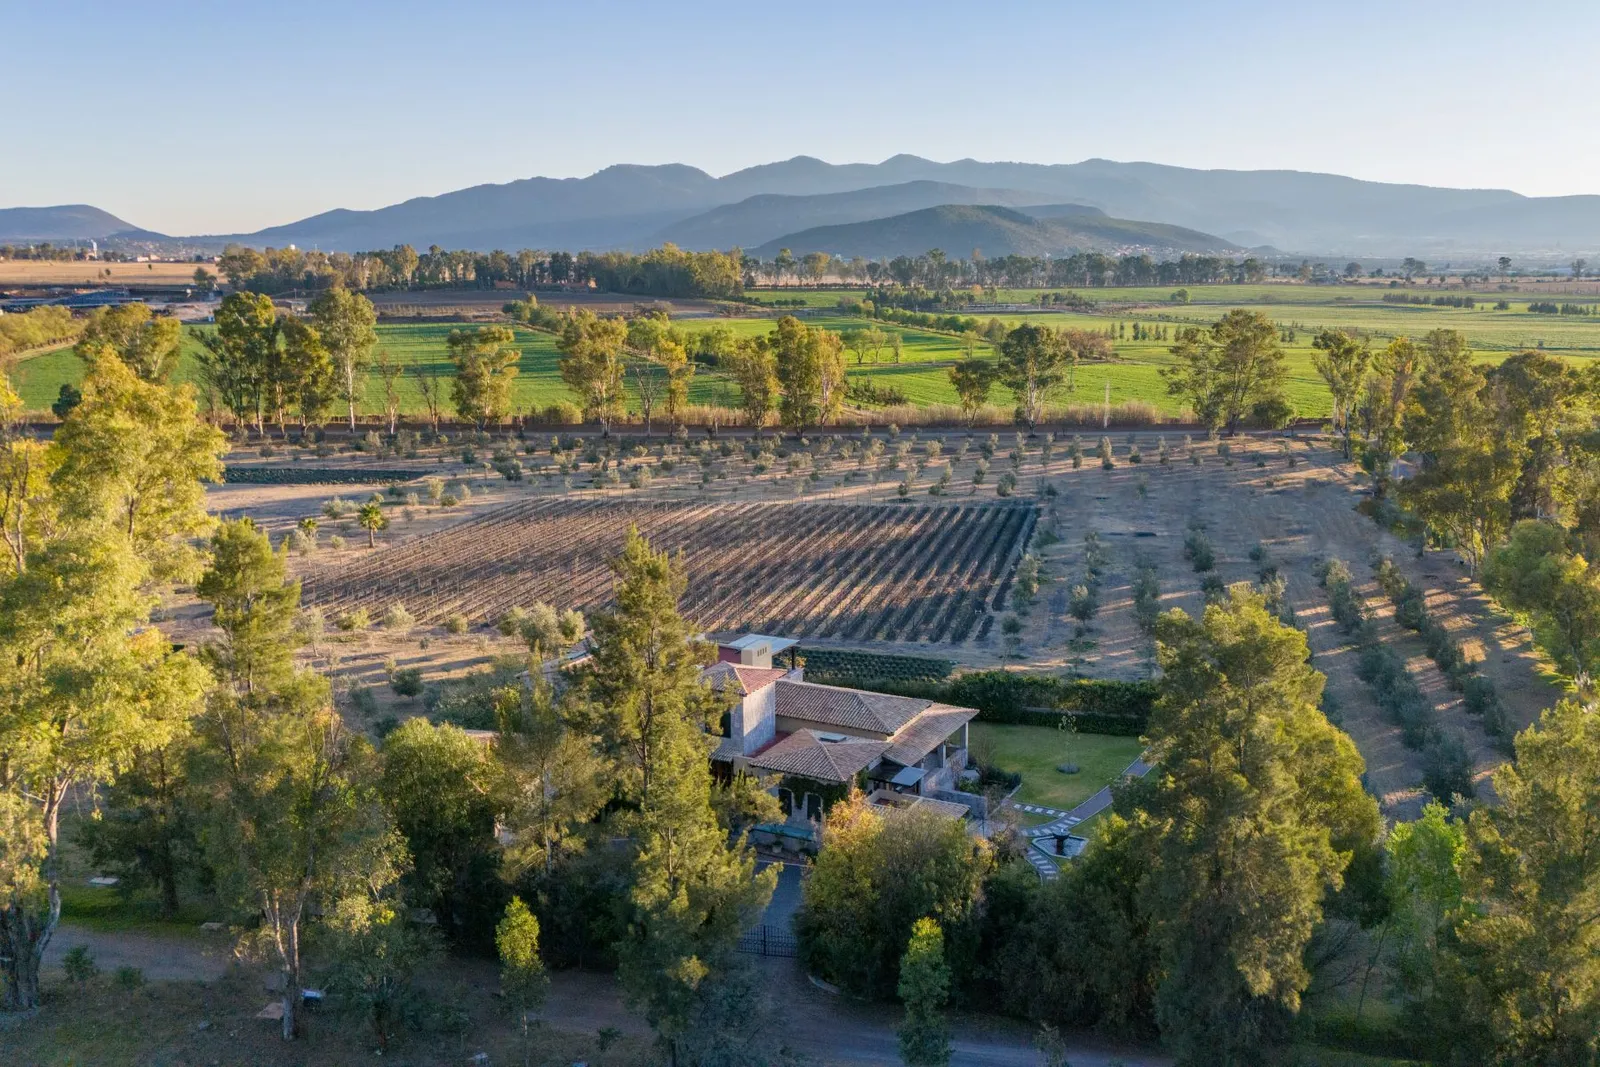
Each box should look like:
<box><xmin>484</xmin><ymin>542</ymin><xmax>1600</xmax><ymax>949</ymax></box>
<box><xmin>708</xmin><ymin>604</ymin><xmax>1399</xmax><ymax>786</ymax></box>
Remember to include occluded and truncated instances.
<box><xmin>968</xmin><ymin>722</ymin><xmax>1143</xmax><ymax>811</ymax></box>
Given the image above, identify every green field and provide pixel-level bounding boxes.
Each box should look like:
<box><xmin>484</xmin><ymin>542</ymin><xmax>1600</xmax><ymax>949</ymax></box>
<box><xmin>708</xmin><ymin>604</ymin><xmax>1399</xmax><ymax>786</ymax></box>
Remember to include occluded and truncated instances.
<box><xmin>968</xmin><ymin>722</ymin><xmax>1143</xmax><ymax>811</ymax></box>
<box><xmin>14</xmin><ymin>324</ymin><xmax>740</xmax><ymax>416</ymax></box>
<box><xmin>16</xmin><ymin>286</ymin><xmax>1600</xmax><ymax>420</ymax></box>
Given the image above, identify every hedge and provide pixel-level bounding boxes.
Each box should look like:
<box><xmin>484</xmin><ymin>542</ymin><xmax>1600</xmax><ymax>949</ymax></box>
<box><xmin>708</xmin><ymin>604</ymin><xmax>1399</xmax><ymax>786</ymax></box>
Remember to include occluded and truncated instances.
<box><xmin>223</xmin><ymin>466</ymin><xmax>434</xmax><ymax>485</ymax></box>
<box><xmin>799</xmin><ymin>648</ymin><xmax>955</xmax><ymax>686</ymax></box>
<box><xmin>836</xmin><ymin>670</ymin><xmax>1154</xmax><ymax>736</ymax></box>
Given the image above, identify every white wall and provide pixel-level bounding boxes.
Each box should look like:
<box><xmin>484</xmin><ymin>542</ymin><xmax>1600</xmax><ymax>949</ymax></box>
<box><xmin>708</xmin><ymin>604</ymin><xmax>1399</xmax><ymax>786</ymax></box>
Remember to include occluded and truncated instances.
<box><xmin>738</xmin><ymin>684</ymin><xmax>778</xmax><ymax>754</ymax></box>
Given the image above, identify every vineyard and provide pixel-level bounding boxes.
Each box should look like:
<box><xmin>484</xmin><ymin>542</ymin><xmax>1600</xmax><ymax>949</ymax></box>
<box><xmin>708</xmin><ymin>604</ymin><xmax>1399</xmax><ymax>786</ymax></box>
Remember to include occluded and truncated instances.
<box><xmin>300</xmin><ymin>497</ymin><xmax>1036</xmax><ymax>645</ymax></box>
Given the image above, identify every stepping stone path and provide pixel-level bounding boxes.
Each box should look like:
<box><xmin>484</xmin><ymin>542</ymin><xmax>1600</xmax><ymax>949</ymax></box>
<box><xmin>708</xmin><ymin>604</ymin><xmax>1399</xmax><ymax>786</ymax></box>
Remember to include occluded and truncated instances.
<box><xmin>1008</xmin><ymin>758</ymin><xmax>1154</xmax><ymax>882</ymax></box>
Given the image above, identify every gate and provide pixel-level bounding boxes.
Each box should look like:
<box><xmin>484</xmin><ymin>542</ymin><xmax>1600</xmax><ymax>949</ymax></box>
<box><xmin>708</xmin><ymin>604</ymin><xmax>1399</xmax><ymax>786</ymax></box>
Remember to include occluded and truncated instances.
<box><xmin>737</xmin><ymin>925</ymin><xmax>798</xmax><ymax>958</ymax></box>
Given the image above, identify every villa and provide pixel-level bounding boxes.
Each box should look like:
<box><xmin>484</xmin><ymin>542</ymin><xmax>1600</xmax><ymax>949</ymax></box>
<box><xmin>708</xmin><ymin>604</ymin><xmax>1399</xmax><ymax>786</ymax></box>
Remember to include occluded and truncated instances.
<box><xmin>704</xmin><ymin>634</ymin><xmax>982</xmax><ymax>848</ymax></box>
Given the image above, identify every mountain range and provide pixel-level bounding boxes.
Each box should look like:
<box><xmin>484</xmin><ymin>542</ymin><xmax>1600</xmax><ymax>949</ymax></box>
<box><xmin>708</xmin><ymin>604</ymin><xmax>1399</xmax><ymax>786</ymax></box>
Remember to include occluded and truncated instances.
<box><xmin>7</xmin><ymin>155</ymin><xmax>1600</xmax><ymax>259</ymax></box>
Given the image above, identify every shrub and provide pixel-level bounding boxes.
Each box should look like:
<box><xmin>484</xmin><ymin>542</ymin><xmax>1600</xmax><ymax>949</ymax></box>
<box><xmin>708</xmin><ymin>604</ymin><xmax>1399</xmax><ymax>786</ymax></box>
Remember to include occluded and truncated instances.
<box><xmin>1183</xmin><ymin>528</ymin><xmax>1215</xmax><ymax>572</ymax></box>
<box><xmin>1421</xmin><ymin>730</ymin><xmax>1476</xmax><ymax>801</ymax></box>
<box><xmin>63</xmin><ymin>945</ymin><xmax>97</xmax><ymax>983</ymax></box>
<box><xmin>996</xmin><ymin>471</ymin><xmax>1017</xmax><ymax>497</ymax></box>
<box><xmin>381</xmin><ymin>603</ymin><xmax>416</xmax><ymax>631</ymax></box>
<box><xmin>1317</xmin><ymin>558</ymin><xmax>1367</xmax><ymax>633</ymax></box>
<box><xmin>1067</xmin><ymin>583</ymin><xmax>1098</xmax><ymax>625</ymax></box>
<box><xmin>349</xmin><ymin>686</ymin><xmax>379</xmax><ymax>717</ymax></box>
<box><xmin>114</xmin><ymin>966</ymin><xmax>145</xmax><ymax>990</ymax></box>
<box><xmin>1132</xmin><ymin>561</ymin><xmax>1161</xmax><ymax>633</ymax></box>
<box><xmin>337</xmin><ymin>607</ymin><xmax>371</xmax><ymax>632</ymax></box>
<box><xmin>390</xmin><ymin>667</ymin><xmax>425</xmax><ymax>698</ymax></box>
<box><xmin>498</xmin><ymin>606</ymin><xmax>529</xmax><ymax>637</ymax></box>
<box><xmin>444</xmin><ymin>614</ymin><xmax>470</xmax><ymax>635</ymax></box>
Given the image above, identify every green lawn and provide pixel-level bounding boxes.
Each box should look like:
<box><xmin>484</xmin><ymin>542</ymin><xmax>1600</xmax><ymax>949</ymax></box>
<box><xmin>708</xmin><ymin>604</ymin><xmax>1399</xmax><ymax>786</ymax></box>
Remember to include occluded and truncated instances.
<box><xmin>968</xmin><ymin>722</ymin><xmax>1143</xmax><ymax>811</ymax></box>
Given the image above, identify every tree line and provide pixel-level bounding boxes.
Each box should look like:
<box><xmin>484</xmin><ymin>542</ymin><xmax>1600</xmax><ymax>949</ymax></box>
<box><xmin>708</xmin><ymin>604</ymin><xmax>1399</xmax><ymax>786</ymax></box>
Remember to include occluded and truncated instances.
<box><xmin>210</xmin><ymin>239</ymin><xmax>1334</xmax><ymax>305</ymax></box>
<box><xmin>0</xmin><ymin>304</ymin><xmax>82</xmax><ymax>360</ymax></box>
<box><xmin>751</xmin><ymin>249</ymin><xmax>1276</xmax><ymax>290</ymax></box>
<box><xmin>216</xmin><ymin>242</ymin><xmax>743</xmax><ymax>300</ymax></box>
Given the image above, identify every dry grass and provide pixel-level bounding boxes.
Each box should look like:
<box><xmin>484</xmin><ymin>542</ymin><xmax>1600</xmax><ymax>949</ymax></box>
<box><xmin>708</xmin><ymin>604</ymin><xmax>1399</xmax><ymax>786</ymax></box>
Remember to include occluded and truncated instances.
<box><xmin>0</xmin><ymin>260</ymin><xmax>210</xmax><ymax>287</ymax></box>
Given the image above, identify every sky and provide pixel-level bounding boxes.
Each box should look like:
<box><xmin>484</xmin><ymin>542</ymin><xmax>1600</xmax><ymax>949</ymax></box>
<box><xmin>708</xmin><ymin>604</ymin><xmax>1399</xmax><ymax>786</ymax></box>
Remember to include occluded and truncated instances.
<box><xmin>7</xmin><ymin>0</ymin><xmax>1600</xmax><ymax>235</ymax></box>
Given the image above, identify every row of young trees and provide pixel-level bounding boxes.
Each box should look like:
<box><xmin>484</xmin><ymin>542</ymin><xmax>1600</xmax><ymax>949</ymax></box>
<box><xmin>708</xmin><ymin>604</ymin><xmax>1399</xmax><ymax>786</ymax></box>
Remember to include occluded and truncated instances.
<box><xmin>1308</xmin><ymin>325</ymin><xmax>1600</xmax><ymax>695</ymax></box>
<box><xmin>756</xmin><ymin>249</ymin><xmax>1277</xmax><ymax>291</ymax></box>
<box><xmin>795</xmin><ymin>586</ymin><xmax>1600</xmax><ymax>1065</ymax></box>
<box><xmin>216</xmin><ymin>243</ymin><xmax>743</xmax><ymax>300</ymax></box>
<box><xmin>0</xmin><ymin>304</ymin><xmax>82</xmax><ymax>360</ymax></box>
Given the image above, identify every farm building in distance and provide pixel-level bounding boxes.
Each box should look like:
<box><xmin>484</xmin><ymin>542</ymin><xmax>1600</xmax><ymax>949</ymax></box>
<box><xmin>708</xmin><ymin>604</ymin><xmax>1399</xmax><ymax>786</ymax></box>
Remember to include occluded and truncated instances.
<box><xmin>705</xmin><ymin>634</ymin><xmax>980</xmax><ymax>851</ymax></box>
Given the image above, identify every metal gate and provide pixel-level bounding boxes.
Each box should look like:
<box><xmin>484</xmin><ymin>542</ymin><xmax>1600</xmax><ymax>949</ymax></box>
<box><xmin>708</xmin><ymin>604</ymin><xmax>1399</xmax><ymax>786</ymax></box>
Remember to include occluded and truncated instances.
<box><xmin>737</xmin><ymin>925</ymin><xmax>798</xmax><ymax>958</ymax></box>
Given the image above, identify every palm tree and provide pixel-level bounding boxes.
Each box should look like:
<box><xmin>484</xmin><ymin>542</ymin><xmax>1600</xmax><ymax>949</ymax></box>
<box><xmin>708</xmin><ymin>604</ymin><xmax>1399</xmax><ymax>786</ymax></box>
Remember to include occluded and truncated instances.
<box><xmin>357</xmin><ymin>502</ymin><xmax>388</xmax><ymax>548</ymax></box>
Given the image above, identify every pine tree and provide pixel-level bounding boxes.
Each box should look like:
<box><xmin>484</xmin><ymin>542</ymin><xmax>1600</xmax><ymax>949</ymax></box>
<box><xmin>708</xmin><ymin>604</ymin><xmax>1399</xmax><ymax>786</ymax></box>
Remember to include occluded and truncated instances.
<box><xmin>586</xmin><ymin>530</ymin><xmax>776</xmax><ymax>1064</ymax></box>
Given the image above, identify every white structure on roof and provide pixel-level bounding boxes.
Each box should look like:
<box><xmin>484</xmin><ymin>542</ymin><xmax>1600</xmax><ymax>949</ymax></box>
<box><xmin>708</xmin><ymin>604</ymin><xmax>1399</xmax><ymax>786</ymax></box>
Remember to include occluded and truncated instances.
<box><xmin>718</xmin><ymin>633</ymin><xmax>799</xmax><ymax>668</ymax></box>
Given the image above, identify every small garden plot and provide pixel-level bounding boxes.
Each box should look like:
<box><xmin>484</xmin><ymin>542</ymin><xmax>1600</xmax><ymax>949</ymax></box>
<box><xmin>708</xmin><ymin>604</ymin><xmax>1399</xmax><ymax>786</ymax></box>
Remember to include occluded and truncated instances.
<box><xmin>968</xmin><ymin>722</ymin><xmax>1143</xmax><ymax>812</ymax></box>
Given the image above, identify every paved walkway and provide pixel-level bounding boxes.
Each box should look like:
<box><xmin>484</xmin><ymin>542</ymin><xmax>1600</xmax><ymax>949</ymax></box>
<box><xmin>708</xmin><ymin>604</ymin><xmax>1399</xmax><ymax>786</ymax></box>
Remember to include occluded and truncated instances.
<box><xmin>1018</xmin><ymin>757</ymin><xmax>1153</xmax><ymax>881</ymax></box>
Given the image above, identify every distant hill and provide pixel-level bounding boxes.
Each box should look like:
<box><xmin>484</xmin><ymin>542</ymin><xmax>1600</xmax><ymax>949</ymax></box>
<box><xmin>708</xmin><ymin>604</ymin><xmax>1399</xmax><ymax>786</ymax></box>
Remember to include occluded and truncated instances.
<box><xmin>751</xmin><ymin>204</ymin><xmax>1236</xmax><ymax>260</ymax></box>
<box><xmin>653</xmin><ymin>181</ymin><xmax>1089</xmax><ymax>251</ymax></box>
<box><xmin>17</xmin><ymin>154</ymin><xmax>1600</xmax><ymax>256</ymax></box>
<box><xmin>0</xmin><ymin>205</ymin><xmax>153</xmax><ymax>243</ymax></box>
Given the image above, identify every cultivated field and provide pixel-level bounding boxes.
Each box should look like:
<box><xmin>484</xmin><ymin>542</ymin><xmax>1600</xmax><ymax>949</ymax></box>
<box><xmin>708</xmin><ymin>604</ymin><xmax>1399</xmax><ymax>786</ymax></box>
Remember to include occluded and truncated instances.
<box><xmin>0</xmin><ymin>259</ymin><xmax>210</xmax><ymax>286</ymax></box>
<box><xmin>301</xmin><ymin>496</ymin><xmax>1035</xmax><ymax>644</ymax></box>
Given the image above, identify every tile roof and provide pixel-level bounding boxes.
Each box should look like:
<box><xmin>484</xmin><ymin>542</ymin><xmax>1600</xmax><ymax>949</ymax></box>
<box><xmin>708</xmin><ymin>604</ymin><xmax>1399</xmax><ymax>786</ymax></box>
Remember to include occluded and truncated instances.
<box><xmin>703</xmin><ymin>663</ymin><xmax>787</xmax><ymax>697</ymax></box>
<box><xmin>746</xmin><ymin>729</ymin><xmax>890</xmax><ymax>784</ymax></box>
<box><xmin>774</xmin><ymin>680</ymin><xmax>934</xmax><ymax>736</ymax></box>
<box><xmin>884</xmin><ymin>705</ymin><xmax>979</xmax><ymax>767</ymax></box>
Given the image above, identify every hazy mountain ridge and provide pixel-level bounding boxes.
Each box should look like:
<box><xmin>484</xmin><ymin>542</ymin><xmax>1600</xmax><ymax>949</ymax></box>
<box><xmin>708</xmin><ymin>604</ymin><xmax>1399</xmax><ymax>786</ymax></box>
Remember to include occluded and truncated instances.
<box><xmin>653</xmin><ymin>181</ymin><xmax>1085</xmax><ymax>250</ymax></box>
<box><xmin>7</xmin><ymin>155</ymin><xmax>1600</xmax><ymax>256</ymax></box>
<box><xmin>0</xmin><ymin>205</ymin><xmax>157</xmax><ymax>243</ymax></box>
<box><xmin>749</xmin><ymin>204</ymin><xmax>1237</xmax><ymax>260</ymax></box>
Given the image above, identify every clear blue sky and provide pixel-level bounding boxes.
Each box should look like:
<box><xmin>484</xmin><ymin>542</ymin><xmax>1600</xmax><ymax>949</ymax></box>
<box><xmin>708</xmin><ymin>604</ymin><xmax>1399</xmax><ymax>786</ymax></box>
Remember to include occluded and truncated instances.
<box><xmin>8</xmin><ymin>0</ymin><xmax>1599</xmax><ymax>235</ymax></box>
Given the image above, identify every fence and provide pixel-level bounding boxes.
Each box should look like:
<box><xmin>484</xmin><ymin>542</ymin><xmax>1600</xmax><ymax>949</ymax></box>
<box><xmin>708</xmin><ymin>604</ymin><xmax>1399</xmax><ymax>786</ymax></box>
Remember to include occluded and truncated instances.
<box><xmin>737</xmin><ymin>925</ymin><xmax>799</xmax><ymax>958</ymax></box>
